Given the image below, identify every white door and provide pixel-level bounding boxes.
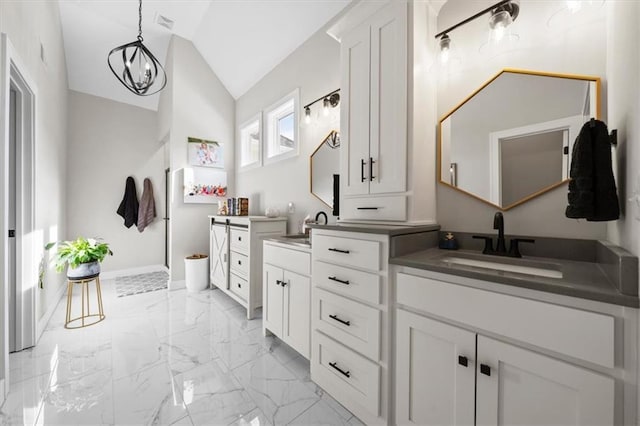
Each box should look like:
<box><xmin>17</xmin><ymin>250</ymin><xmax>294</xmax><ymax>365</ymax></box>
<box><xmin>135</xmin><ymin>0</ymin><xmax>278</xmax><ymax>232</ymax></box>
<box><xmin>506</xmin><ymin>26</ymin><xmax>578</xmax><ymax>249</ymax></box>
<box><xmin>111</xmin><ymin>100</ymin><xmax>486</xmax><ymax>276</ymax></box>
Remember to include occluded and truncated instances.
<box><xmin>283</xmin><ymin>270</ymin><xmax>310</xmax><ymax>359</ymax></box>
<box><xmin>263</xmin><ymin>264</ymin><xmax>283</xmax><ymax>336</ymax></box>
<box><xmin>476</xmin><ymin>335</ymin><xmax>615</xmax><ymax>426</ymax></box>
<box><xmin>210</xmin><ymin>223</ymin><xmax>228</xmax><ymax>289</ymax></box>
<box><xmin>395</xmin><ymin>310</ymin><xmax>475</xmax><ymax>426</ymax></box>
<box><xmin>368</xmin><ymin>1</ymin><xmax>407</xmax><ymax>195</ymax></box>
<box><xmin>8</xmin><ymin>86</ymin><xmax>16</xmax><ymax>353</ymax></box>
<box><xmin>340</xmin><ymin>20</ymin><xmax>371</xmax><ymax>196</ymax></box>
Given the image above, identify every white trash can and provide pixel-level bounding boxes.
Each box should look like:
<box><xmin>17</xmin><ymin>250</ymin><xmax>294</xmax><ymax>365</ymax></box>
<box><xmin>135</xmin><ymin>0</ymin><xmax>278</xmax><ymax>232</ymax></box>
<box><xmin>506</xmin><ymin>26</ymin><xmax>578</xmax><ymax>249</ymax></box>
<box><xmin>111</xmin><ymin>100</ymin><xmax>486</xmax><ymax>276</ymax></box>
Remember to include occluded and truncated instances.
<box><xmin>185</xmin><ymin>254</ymin><xmax>209</xmax><ymax>293</ymax></box>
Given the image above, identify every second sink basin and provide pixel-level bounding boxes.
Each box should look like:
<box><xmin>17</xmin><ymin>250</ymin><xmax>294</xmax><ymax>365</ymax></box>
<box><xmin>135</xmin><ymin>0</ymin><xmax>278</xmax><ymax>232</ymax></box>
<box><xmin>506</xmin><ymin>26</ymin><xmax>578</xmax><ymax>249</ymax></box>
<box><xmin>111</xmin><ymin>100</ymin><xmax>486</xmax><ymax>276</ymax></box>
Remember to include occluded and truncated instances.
<box><xmin>443</xmin><ymin>254</ymin><xmax>563</xmax><ymax>279</ymax></box>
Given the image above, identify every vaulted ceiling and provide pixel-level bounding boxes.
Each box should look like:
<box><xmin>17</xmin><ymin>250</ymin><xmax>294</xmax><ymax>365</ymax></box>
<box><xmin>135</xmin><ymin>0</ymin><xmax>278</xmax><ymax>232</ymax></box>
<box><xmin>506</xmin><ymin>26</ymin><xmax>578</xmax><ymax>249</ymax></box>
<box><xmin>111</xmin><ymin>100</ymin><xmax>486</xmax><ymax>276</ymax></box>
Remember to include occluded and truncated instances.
<box><xmin>58</xmin><ymin>0</ymin><xmax>351</xmax><ymax>111</ymax></box>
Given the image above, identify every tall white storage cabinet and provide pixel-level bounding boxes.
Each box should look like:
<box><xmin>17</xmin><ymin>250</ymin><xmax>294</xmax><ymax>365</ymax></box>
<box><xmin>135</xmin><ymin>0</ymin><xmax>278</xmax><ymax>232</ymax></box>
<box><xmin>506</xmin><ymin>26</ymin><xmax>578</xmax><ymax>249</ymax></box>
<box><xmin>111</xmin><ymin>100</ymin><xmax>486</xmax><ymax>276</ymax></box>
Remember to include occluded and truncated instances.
<box><xmin>208</xmin><ymin>216</ymin><xmax>286</xmax><ymax>319</ymax></box>
<box><xmin>331</xmin><ymin>0</ymin><xmax>437</xmax><ymax>223</ymax></box>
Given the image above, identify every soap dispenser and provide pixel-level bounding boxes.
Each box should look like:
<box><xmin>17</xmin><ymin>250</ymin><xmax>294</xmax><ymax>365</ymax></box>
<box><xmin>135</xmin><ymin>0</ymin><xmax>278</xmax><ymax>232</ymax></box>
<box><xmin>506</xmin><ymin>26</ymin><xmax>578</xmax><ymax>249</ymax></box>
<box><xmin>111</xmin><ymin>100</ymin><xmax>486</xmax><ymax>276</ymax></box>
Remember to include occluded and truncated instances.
<box><xmin>439</xmin><ymin>232</ymin><xmax>459</xmax><ymax>250</ymax></box>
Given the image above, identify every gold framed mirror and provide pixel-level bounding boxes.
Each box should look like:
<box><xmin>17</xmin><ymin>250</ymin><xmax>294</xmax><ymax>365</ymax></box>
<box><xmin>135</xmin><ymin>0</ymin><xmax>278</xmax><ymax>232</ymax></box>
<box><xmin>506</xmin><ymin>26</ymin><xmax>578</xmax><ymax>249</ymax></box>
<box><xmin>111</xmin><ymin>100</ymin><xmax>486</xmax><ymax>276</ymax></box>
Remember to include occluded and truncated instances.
<box><xmin>310</xmin><ymin>130</ymin><xmax>340</xmax><ymax>207</ymax></box>
<box><xmin>438</xmin><ymin>68</ymin><xmax>601</xmax><ymax>210</ymax></box>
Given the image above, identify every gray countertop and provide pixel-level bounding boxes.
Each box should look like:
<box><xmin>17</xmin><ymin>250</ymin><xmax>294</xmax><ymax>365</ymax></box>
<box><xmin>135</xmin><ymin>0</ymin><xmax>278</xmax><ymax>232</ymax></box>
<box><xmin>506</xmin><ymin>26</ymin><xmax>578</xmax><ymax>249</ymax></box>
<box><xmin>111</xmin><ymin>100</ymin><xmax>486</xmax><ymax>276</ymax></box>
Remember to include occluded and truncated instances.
<box><xmin>308</xmin><ymin>222</ymin><xmax>440</xmax><ymax>236</ymax></box>
<box><xmin>391</xmin><ymin>248</ymin><xmax>640</xmax><ymax>308</ymax></box>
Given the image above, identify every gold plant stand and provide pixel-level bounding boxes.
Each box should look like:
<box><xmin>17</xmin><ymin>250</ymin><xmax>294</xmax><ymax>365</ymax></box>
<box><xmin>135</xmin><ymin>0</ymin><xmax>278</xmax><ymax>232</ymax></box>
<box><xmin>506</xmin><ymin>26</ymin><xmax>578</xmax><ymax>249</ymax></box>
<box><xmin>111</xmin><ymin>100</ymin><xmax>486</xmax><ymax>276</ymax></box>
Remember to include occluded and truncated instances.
<box><xmin>65</xmin><ymin>275</ymin><xmax>105</xmax><ymax>329</ymax></box>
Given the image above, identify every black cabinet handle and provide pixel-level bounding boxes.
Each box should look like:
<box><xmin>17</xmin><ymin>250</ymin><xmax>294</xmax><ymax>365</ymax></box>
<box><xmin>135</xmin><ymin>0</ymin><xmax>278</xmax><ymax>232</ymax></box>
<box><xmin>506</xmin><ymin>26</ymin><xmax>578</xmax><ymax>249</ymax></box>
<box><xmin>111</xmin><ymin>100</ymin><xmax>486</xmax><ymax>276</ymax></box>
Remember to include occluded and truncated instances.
<box><xmin>480</xmin><ymin>364</ymin><xmax>491</xmax><ymax>376</ymax></box>
<box><xmin>458</xmin><ymin>355</ymin><xmax>468</xmax><ymax>367</ymax></box>
<box><xmin>328</xmin><ymin>248</ymin><xmax>350</xmax><ymax>254</ymax></box>
<box><xmin>361</xmin><ymin>159</ymin><xmax>366</xmax><ymax>182</ymax></box>
<box><xmin>237</xmin><ymin>283</ymin><xmax>242</xmax><ymax>288</ymax></box>
<box><xmin>275</xmin><ymin>280</ymin><xmax>283</xmax><ymax>286</ymax></box>
<box><xmin>329</xmin><ymin>314</ymin><xmax>350</xmax><ymax>326</ymax></box>
<box><xmin>328</xmin><ymin>276</ymin><xmax>350</xmax><ymax>285</ymax></box>
<box><xmin>356</xmin><ymin>207</ymin><xmax>379</xmax><ymax>210</ymax></box>
<box><xmin>329</xmin><ymin>362</ymin><xmax>350</xmax><ymax>378</ymax></box>
<box><xmin>238</xmin><ymin>236</ymin><xmax>242</xmax><ymax>241</ymax></box>
<box><xmin>281</xmin><ymin>280</ymin><xmax>288</xmax><ymax>287</ymax></box>
<box><xmin>238</xmin><ymin>260</ymin><xmax>242</xmax><ymax>265</ymax></box>
<box><xmin>369</xmin><ymin>157</ymin><xmax>375</xmax><ymax>181</ymax></box>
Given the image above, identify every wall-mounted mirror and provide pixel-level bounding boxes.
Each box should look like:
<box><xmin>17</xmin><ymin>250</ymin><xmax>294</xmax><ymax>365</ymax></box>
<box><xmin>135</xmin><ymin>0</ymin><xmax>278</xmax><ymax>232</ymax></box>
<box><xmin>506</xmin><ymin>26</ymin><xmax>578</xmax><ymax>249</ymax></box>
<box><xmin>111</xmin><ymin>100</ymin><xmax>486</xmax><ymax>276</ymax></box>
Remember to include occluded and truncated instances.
<box><xmin>311</xmin><ymin>130</ymin><xmax>340</xmax><ymax>208</ymax></box>
<box><xmin>439</xmin><ymin>69</ymin><xmax>600</xmax><ymax>210</ymax></box>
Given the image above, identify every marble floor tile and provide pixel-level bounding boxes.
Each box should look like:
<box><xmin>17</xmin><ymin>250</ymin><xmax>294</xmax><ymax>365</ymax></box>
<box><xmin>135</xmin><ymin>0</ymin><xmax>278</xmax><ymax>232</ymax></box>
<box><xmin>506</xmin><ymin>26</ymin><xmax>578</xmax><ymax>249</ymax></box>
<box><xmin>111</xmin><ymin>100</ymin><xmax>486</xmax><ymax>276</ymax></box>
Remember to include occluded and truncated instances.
<box><xmin>1</xmin><ymin>281</ymin><xmax>360</xmax><ymax>426</ymax></box>
<box><xmin>233</xmin><ymin>353</ymin><xmax>320</xmax><ymax>425</ymax></box>
<box><xmin>113</xmin><ymin>362</ymin><xmax>188</xmax><ymax>425</ymax></box>
<box><xmin>175</xmin><ymin>359</ymin><xmax>256</xmax><ymax>426</ymax></box>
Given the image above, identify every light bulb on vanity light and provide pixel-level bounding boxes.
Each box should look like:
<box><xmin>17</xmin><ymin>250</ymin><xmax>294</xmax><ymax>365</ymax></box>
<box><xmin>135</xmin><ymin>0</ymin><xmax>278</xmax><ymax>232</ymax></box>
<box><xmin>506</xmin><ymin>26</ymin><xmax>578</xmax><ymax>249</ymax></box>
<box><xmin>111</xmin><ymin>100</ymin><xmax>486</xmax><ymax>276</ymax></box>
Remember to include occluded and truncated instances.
<box><xmin>488</xmin><ymin>0</ymin><xmax>519</xmax><ymax>44</ymax></box>
<box><xmin>439</xmin><ymin>34</ymin><xmax>451</xmax><ymax>63</ymax></box>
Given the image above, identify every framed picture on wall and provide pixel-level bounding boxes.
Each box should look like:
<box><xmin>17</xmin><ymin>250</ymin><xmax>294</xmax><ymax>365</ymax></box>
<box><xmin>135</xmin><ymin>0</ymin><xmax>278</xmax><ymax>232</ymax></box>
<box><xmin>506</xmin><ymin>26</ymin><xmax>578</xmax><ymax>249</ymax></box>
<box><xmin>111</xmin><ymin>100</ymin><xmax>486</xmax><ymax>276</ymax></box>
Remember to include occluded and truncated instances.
<box><xmin>183</xmin><ymin>167</ymin><xmax>228</xmax><ymax>204</ymax></box>
<box><xmin>187</xmin><ymin>137</ymin><xmax>224</xmax><ymax>168</ymax></box>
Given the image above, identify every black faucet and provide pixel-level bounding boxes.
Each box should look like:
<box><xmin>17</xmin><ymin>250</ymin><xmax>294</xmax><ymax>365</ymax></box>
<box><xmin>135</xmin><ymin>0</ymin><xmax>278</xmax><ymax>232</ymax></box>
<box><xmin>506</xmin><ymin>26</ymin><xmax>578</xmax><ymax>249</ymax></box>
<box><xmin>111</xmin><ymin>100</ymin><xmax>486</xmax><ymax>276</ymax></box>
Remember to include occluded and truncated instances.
<box><xmin>472</xmin><ymin>212</ymin><xmax>535</xmax><ymax>258</ymax></box>
<box><xmin>493</xmin><ymin>212</ymin><xmax>507</xmax><ymax>254</ymax></box>
<box><xmin>315</xmin><ymin>211</ymin><xmax>328</xmax><ymax>225</ymax></box>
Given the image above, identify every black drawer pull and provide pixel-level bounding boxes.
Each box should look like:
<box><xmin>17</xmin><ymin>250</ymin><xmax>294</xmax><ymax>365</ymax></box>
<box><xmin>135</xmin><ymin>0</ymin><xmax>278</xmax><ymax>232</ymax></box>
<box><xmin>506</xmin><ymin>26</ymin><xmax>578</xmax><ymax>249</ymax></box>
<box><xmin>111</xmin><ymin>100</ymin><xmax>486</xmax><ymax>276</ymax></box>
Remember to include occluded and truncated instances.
<box><xmin>276</xmin><ymin>280</ymin><xmax>283</xmax><ymax>286</ymax></box>
<box><xmin>361</xmin><ymin>159</ymin><xmax>366</xmax><ymax>182</ymax></box>
<box><xmin>369</xmin><ymin>157</ymin><xmax>375</xmax><ymax>181</ymax></box>
<box><xmin>238</xmin><ymin>260</ymin><xmax>242</xmax><ymax>265</ymax></box>
<box><xmin>329</xmin><ymin>362</ymin><xmax>350</xmax><ymax>378</ymax></box>
<box><xmin>329</xmin><ymin>314</ymin><xmax>350</xmax><ymax>326</ymax></box>
<box><xmin>238</xmin><ymin>236</ymin><xmax>242</xmax><ymax>241</ymax></box>
<box><xmin>357</xmin><ymin>207</ymin><xmax>379</xmax><ymax>210</ymax></box>
<box><xmin>328</xmin><ymin>276</ymin><xmax>350</xmax><ymax>285</ymax></box>
<box><xmin>458</xmin><ymin>355</ymin><xmax>468</xmax><ymax>367</ymax></box>
<box><xmin>480</xmin><ymin>364</ymin><xmax>491</xmax><ymax>376</ymax></box>
<box><xmin>328</xmin><ymin>248</ymin><xmax>350</xmax><ymax>254</ymax></box>
<box><xmin>237</xmin><ymin>283</ymin><xmax>242</xmax><ymax>288</ymax></box>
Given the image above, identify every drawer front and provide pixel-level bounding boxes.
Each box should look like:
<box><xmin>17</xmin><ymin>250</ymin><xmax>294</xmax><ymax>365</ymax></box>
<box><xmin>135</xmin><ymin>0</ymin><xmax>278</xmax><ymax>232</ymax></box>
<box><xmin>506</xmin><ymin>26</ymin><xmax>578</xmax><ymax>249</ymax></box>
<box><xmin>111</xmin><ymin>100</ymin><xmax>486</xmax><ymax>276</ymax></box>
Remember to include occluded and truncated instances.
<box><xmin>230</xmin><ymin>228</ymin><xmax>249</xmax><ymax>253</ymax></box>
<box><xmin>396</xmin><ymin>272</ymin><xmax>615</xmax><ymax>369</ymax></box>
<box><xmin>315</xmin><ymin>288</ymin><xmax>381</xmax><ymax>360</ymax></box>
<box><xmin>230</xmin><ymin>251</ymin><xmax>249</xmax><ymax>277</ymax></box>
<box><xmin>312</xmin><ymin>331</ymin><xmax>380</xmax><ymax>416</ymax></box>
<box><xmin>229</xmin><ymin>273</ymin><xmax>249</xmax><ymax>301</ymax></box>
<box><xmin>264</xmin><ymin>244</ymin><xmax>310</xmax><ymax>276</ymax></box>
<box><xmin>313</xmin><ymin>234</ymin><xmax>380</xmax><ymax>271</ymax></box>
<box><xmin>314</xmin><ymin>261</ymin><xmax>381</xmax><ymax>305</ymax></box>
<box><xmin>341</xmin><ymin>195</ymin><xmax>407</xmax><ymax>221</ymax></box>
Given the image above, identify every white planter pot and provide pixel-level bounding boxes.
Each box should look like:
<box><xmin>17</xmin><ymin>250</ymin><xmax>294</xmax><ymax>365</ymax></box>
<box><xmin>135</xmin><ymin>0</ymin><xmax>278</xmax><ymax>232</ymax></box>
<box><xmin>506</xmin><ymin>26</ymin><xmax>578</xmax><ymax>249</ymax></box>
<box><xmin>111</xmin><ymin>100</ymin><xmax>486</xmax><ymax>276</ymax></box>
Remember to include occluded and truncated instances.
<box><xmin>67</xmin><ymin>261</ymin><xmax>100</xmax><ymax>280</ymax></box>
<box><xmin>185</xmin><ymin>254</ymin><xmax>209</xmax><ymax>293</ymax></box>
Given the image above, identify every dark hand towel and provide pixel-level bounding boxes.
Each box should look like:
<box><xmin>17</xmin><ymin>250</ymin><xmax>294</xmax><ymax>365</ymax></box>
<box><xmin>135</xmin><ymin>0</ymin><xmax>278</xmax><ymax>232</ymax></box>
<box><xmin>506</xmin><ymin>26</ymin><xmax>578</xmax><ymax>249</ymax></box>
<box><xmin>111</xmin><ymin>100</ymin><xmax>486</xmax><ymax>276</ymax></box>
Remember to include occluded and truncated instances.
<box><xmin>117</xmin><ymin>176</ymin><xmax>139</xmax><ymax>228</ymax></box>
<box><xmin>566</xmin><ymin>119</ymin><xmax>619</xmax><ymax>221</ymax></box>
<box><xmin>137</xmin><ymin>178</ymin><xmax>156</xmax><ymax>232</ymax></box>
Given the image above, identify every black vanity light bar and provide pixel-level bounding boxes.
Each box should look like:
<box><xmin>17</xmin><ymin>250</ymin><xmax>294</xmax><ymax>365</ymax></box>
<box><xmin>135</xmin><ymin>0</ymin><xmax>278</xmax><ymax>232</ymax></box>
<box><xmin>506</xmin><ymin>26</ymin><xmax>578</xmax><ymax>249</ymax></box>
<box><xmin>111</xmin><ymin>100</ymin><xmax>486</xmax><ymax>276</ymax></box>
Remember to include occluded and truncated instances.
<box><xmin>434</xmin><ymin>0</ymin><xmax>512</xmax><ymax>39</ymax></box>
<box><xmin>303</xmin><ymin>88</ymin><xmax>340</xmax><ymax>110</ymax></box>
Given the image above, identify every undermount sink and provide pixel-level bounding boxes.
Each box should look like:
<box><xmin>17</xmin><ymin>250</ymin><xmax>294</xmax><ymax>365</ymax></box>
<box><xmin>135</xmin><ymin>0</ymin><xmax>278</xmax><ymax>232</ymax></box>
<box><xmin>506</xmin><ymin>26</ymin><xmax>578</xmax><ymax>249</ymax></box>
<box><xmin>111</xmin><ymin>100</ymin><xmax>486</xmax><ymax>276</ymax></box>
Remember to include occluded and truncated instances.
<box><xmin>442</xmin><ymin>255</ymin><xmax>563</xmax><ymax>279</ymax></box>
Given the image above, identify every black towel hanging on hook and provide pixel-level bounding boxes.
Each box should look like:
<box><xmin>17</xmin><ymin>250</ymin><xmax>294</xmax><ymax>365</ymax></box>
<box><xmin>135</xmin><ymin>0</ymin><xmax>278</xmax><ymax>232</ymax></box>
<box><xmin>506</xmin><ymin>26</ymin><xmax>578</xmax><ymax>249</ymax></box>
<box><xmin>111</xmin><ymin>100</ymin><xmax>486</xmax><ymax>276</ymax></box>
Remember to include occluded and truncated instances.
<box><xmin>566</xmin><ymin>119</ymin><xmax>619</xmax><ymax>221</ymax></box>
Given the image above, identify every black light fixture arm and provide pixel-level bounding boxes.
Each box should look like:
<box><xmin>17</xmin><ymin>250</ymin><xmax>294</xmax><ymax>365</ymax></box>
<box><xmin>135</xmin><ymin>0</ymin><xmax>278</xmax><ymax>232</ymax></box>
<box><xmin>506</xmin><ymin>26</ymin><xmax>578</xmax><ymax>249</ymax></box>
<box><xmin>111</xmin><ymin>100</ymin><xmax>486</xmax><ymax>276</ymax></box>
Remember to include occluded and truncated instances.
<box><xmin>137</xmin><ymin>0</ymin><xmax>143</xmax><ymax>41</ymax></box>
<box><xmin>304</xmin><ymin>88</ymin><xmax>340</xmax><ymax>110</ymax></box>
<box><xmin>434</xmin><ymin>0</ymin><xmax>512</xmax><ymax>39</ymax></box>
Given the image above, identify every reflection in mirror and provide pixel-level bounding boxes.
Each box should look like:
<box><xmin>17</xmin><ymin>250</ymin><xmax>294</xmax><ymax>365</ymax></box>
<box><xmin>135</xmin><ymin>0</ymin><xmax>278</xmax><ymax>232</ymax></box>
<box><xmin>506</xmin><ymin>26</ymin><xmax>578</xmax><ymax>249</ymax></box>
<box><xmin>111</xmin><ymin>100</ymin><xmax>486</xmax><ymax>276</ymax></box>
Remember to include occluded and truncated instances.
<box><xmin>439</xmin><ymin>69</ymin><xmax>600</xmax><ymax>210</ymax></box>
<box><xmin>311</xmin><ymin>130</ymin><xmax>340</xmax><ymax>208</ymax></box>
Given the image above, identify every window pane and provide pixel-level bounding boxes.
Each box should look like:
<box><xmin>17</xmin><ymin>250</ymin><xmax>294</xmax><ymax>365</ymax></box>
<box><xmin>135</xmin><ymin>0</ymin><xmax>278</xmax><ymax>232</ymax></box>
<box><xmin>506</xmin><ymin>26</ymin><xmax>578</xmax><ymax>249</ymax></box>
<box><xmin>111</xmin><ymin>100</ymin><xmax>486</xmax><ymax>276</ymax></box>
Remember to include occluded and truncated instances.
<box><xmin>278</xmin><ymin>113</ymin><xmax>294</xmax><ymax>154</ymax></box>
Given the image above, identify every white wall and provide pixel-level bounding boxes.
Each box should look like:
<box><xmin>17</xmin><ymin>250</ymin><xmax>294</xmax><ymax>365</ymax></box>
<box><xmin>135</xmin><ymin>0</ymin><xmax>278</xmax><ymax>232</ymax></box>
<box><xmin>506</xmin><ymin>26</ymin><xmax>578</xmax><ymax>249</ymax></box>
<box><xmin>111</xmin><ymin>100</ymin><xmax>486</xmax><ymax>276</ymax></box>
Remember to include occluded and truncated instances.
<box><xmin>67</xmin><ymin>91</ymin><xmax>165</xmax><ymax>273</ymax></box>
<box><xmin>235</xmin><ymin>29</ymin><xmax>341</xmax><ymax>234</ymax></box>
<box><xmin>436</xmin><ymin>0</ymin><xmax>608</xmax><ymax>239</ymax></box>
<box><xmin>0</xmin><ymin>0</ymin><xmax>68</xmax><ymax>325</ymax></box>
<box><xmin>167</xmin><ymin>36</ymin><xmax>235</xmax><ymax>282</ymax></box>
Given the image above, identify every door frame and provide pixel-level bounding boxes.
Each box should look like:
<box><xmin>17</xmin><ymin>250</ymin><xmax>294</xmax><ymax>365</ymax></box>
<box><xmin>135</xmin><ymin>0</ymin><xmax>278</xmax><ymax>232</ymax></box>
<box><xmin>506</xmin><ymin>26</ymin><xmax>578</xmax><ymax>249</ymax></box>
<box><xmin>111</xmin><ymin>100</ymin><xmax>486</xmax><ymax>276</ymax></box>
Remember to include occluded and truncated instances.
<box><xmin>0</xmin><ymin>33</ymin><xmax>37</xmax><ymax>403</ymax></box>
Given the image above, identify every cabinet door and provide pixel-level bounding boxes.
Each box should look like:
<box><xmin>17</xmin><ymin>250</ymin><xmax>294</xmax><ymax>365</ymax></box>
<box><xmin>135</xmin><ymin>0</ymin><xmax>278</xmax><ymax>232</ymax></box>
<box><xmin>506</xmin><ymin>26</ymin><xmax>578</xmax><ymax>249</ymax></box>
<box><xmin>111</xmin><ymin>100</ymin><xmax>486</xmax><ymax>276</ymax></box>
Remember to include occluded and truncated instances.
<box><xmin>263</xmin><ymin>264</ymin><xmax>283</xmax><ymax>336</ymax></box>
<box><xmin>369</xmin><ymin>1</ymin><xmax>407</xmax><ymax>194</ymax></box>
<box><xmin>340</xmin><ymin>19</ymin><xmax>371</xmax><ymax>196</ymax></box>
<box><xmin>210</xmin><ymin>224</ymin><xmax>228</xmax><ymax>288</ymax></box>
<box><xmin>396</xmin><ymin>310</ymin><xmax>475</xmax><ymax>426</ymax></box>
<box><xmin>283</xmin><ymin>271</ymin><xmax>310</xmax><ymax>359</ymax></box>
<box><xmin>476</xmin><ymin>336</ymin><xmax>614</xmax><ymax>426</ymax></box>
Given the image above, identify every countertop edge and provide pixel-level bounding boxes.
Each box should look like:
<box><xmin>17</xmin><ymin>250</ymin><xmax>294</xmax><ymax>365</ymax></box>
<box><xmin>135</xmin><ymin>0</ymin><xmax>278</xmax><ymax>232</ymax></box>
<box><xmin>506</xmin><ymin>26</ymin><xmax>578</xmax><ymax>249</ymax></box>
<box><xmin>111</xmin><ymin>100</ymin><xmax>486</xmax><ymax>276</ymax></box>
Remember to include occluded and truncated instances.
<box><xmin>390</xmin><ymin>257</ymin><xmax>640</xmax><ymax>309</ymax></box>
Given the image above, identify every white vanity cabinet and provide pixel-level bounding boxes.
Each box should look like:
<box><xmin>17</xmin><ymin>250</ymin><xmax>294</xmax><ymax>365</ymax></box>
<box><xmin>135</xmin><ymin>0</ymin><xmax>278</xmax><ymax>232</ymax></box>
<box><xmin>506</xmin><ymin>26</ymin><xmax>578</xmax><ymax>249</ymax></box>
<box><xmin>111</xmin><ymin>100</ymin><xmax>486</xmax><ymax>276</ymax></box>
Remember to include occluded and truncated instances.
<box><xmin>394</xmin><ymin>269</ymin><xmax>630</xmax><ymax>426</ymax></box>
<box><xmin>331</xmin><ymin>0</ymin><xmax>436</xmax><ymax>223</ymax></box>
<box><xmin>208</xmin><ymin>216</ymin><xmax>286</xmax><ymax>319</ymax></box>
<box><xmin>263</xmin><ymin>241</ymin><xmax>311</xmax><ymax>359</ymax></box>
<box><xmin>310</xmin><ymin>229</ymin><xmax>391</xmax><ymax>425</ymax></box>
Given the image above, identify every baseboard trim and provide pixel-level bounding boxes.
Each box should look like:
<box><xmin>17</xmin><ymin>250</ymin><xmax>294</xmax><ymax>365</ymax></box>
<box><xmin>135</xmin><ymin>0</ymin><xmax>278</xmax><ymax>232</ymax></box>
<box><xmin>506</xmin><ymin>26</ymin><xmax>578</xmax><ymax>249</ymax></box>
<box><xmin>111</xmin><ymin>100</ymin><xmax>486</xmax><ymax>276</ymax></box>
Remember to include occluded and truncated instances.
<box><xmin>36</xmin><ymin>280</ymin><xmax>67</xmax><ymax>340</ymax></box>
<box><xmin>100</xmin><ymin>264</ymin><xmax>168</xmax><ymax>280</ymax></box>
<box><xmin>169</xmin><ymin>280</ymin><xmax>186</xmax><ymax>291</ymax></box>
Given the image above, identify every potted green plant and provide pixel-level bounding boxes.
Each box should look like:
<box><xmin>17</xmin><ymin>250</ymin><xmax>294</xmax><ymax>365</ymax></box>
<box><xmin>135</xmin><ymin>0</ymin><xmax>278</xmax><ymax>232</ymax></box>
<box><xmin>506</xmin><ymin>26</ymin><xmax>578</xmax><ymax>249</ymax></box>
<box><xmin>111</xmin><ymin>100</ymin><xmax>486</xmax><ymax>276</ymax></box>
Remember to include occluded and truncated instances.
<box><xmin>45</xmin><ymin>237</ymin><xmax>113</xmax><ymax>279</ymax></box>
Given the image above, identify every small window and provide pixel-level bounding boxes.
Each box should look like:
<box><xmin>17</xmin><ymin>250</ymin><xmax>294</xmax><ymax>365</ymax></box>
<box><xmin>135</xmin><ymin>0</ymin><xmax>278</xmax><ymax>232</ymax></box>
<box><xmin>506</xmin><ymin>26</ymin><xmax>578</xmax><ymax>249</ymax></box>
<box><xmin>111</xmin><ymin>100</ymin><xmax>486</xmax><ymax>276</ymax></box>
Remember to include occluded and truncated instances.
<box><xmin>264</xmin><ymin>89</ymin><xmax>299</xmax><ymax>163</ymax></box>
<box><xmin>238</xmin><ymin>114</ymin><xmax>262</xmax><ymax>170</ymax></box>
